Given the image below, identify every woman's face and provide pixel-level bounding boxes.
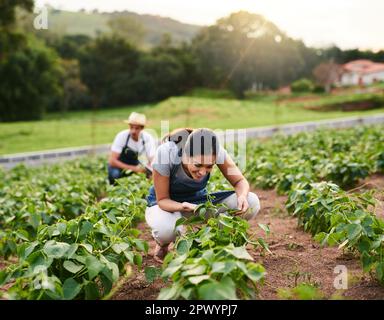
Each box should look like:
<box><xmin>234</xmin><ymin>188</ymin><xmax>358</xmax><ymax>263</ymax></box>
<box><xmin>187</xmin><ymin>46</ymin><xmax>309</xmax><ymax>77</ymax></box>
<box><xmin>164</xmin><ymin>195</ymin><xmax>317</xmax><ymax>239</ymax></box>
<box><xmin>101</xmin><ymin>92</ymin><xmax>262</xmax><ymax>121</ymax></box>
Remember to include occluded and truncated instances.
<box><xmin>183</xmin><ymin>154</ymin><xmax>216</xmax><ymax>180</ymax></box>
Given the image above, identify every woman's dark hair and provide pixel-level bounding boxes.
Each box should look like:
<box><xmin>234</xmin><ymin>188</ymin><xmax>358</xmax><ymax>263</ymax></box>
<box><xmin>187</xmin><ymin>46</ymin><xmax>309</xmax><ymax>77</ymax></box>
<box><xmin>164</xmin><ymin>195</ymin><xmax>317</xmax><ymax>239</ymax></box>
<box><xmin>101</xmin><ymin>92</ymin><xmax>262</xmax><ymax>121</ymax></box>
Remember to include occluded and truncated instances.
<box><xmin>162</xmin><ymin>128</ymin><xmax>220</xmax><ymax>159</ymax></box>
<box><xmin>184</xmin><ymin>128</ymin><xmax>219</xmax><ymax>158</ymax></box>
<box><xmin>162</xmin><ymin>128</ymin><xmax>193</xmax><ymax>145</ymax></box>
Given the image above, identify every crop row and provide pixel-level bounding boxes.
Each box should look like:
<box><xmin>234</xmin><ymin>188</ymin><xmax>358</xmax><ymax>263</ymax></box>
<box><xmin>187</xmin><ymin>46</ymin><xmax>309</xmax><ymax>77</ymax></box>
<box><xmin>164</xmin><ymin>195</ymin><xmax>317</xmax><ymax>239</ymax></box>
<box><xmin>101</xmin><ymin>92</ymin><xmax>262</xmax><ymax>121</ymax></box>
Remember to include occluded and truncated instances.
<box><xmin>1</xmin><ymin>124</ymin><xmax>383</xmax><ymax>299</ymax></box>
<box><xmin>246</xmin><ymin>125</ymin><xmax>384</xmax><ymax>192</ymax></box>
<box><xmin>0</xmin><ymin>163</ymin><xmax>152</xmax><ymax>299</ymax></box>
<box><xmin>245</xmin><ymin>125</ymin><xmax>384</xmax><ymax>284</ymax></box>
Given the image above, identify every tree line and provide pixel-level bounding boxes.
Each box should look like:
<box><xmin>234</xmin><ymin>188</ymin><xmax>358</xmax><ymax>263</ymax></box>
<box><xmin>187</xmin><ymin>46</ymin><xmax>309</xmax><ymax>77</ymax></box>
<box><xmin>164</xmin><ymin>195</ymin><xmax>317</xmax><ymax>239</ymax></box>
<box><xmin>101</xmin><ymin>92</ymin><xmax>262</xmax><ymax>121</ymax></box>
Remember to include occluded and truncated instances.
<box><xmin>1</xmin><ymin>2</ymin><xmax>383</xmax><ymax>122</ymax></box>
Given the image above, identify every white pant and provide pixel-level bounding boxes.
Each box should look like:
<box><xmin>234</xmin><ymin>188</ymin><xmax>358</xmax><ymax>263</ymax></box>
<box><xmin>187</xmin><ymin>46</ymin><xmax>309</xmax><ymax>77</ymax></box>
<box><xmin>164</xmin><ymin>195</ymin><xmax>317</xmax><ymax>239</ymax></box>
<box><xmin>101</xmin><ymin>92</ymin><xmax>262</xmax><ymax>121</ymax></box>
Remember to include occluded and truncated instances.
<box><xmin>145</xmin><ymin>192</ymin><xmax>261</xmax><ymax>246</ymax></box>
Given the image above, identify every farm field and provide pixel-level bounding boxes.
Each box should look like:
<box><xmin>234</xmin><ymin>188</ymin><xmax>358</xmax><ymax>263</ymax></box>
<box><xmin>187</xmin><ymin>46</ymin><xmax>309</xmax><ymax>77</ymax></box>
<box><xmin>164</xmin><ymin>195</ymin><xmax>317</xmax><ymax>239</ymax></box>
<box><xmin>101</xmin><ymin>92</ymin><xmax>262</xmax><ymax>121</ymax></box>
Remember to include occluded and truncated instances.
<box><xmin>1</xmin><ymin>89</ymin><xmax>384</xmax><ymax>155</ymax></box>
<box><xmin>0</xmin><ymin>124</ymin><xmax>384</xmax><ymax>300</ymax></box>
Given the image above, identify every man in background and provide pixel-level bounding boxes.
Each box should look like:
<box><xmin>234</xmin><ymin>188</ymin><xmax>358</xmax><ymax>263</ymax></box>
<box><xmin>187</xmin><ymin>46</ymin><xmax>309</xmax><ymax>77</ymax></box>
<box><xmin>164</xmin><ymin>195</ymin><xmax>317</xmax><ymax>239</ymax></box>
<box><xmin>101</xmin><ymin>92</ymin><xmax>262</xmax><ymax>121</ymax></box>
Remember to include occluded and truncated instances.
<box><xmin>108</xmin><ymin>112</ymin><xmax>156</xmax><ymax>184</ymax></box>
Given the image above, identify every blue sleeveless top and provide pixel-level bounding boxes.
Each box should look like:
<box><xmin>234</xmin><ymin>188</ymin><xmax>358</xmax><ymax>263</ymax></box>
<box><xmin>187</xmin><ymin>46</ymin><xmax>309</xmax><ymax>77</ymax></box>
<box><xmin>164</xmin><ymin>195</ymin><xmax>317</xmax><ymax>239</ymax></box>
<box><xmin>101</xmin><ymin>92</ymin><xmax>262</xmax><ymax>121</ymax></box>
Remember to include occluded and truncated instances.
<box><xmin>146</xmin><ymin>142</ymin><xmax>234</xmax><ymax>207</ymax></box>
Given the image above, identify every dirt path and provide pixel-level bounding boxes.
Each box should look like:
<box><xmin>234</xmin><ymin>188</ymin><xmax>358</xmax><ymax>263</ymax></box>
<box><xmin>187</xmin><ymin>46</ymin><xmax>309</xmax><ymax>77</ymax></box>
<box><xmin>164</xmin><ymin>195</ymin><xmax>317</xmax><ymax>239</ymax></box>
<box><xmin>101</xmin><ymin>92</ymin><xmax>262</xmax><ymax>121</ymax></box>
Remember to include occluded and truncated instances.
<box><xmin>113</xmin><ymin>178</ymin><xmax>384</xmax><ymax>300</ymax></box>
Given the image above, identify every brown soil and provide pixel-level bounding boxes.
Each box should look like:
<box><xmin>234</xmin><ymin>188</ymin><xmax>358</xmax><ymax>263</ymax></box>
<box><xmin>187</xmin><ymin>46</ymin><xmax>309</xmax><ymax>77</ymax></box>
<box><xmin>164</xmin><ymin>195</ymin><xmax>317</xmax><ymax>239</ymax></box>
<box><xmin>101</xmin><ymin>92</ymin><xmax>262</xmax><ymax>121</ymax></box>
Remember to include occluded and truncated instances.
<box><xmin>112</xmin><ymin>223</ymin><xmax>168</xmax><ymax>300</ymax></box>
<box><xmin>279</xmin><ymin>96</ymin><xmax>321</xmax><ymax>104</ymax></box>
<box><xmin>304</xmin><ymin>100</ymin><xmax>383</xmax><ymax>112</ymax></box>
<box><xmin>113</xmin><ymin>176</ymin><xmax>384</xmax><ymax>300</ymax></box>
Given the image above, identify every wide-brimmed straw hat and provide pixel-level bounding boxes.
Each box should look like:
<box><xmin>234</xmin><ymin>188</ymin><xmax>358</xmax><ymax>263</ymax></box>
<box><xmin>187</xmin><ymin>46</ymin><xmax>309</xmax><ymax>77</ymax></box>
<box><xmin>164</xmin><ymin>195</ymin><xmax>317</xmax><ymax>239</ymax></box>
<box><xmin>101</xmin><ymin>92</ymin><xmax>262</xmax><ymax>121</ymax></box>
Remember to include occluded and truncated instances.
<box><xmin>123</xmin><ymin>112</ymin><xmax>146</xmax><ymax>126</ymax></box>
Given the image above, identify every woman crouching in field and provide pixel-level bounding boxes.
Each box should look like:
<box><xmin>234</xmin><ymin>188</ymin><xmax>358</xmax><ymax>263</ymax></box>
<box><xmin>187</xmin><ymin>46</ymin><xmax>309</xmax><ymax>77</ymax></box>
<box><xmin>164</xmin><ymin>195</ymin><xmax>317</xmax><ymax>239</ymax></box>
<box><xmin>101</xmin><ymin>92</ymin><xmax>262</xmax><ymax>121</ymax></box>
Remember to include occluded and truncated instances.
<box><xmin>145</xmin><ymin>128</ymin><xmax>260</xmax><ymax>262</ymax></box>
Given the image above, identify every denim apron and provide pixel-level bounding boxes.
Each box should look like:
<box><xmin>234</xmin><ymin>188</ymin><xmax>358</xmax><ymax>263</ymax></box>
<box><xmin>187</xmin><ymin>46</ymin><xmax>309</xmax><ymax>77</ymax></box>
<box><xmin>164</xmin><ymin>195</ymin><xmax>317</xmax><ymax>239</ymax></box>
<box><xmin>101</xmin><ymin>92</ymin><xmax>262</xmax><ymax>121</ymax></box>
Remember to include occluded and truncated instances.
<box><xmin>146</xmin><ymin>159</ymin><xmax>234</xmax><ymax>207</ymax></box>
<box><xmin>108</xmin><ymin>133</ymin><xmax>145</xmax><ymax>184</ymax></box>
<box><xmin>118</xmin><ymin>133</ymin><xmax>143</xmax><ymax>165</ymax></box>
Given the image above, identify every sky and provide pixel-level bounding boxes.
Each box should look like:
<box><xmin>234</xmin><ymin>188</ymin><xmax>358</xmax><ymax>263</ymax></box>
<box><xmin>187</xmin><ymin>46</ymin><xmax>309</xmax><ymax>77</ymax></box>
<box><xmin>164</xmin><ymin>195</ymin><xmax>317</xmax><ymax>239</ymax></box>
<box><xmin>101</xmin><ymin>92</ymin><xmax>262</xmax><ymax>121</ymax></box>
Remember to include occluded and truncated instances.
<box><xmin>35</xmin><ymin>0</ymin><xmax>384</xmax><ymax>51</ymax></box>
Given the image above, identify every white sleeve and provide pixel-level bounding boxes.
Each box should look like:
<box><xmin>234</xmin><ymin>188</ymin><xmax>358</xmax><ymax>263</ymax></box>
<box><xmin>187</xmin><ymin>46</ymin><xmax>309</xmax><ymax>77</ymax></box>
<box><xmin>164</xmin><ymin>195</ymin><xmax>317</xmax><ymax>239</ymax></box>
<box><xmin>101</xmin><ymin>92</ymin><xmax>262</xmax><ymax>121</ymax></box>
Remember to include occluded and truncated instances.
<box><xmin>111</xmin><ymin>131</ymin><xmax>126</xmax><ymax>153</ymax></box>
<box><xmin>144</xmin><ymin>134</ymin><xmax>157</xmax><ymax>161</ymax></box>
<box><xmin>152</xmin><ymin>143</ymin><xmax>172</xmax><ymax>176</ymax></box>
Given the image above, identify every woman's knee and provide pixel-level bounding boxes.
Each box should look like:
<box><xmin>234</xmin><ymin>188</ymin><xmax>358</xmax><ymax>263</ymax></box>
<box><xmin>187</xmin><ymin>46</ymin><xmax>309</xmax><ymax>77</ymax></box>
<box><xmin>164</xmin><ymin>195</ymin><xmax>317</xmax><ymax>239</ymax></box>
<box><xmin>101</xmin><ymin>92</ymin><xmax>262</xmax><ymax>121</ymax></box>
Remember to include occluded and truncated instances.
<box><xmin>220</xmin><ymin>192</ymin><xmax>261</xmax><ymax>220</ymax></box>
<box><xmin>244</xmin><ymin>192</ymin><xmax>261</xmax><ymax>220</ymax></box>
<box><xmin>145</xmin><ymin>206</ymin><xmax>182</xmax><ymax>246</ymax></box>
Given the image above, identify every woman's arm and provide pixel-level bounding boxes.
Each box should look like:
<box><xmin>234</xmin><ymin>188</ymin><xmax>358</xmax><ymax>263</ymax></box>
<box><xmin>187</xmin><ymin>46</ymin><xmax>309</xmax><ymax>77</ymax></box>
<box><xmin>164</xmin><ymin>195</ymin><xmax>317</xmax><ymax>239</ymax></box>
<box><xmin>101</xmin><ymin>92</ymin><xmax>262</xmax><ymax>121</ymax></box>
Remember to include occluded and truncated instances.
<box><xmin>153</xmin><ymin>169</ymin><xmax>196</xmax><ymax>213</ymax></box>
<box><xmin>217</xmin><ymin>154</ymin><xmax>250</xmax><ymax>213</ymax></box>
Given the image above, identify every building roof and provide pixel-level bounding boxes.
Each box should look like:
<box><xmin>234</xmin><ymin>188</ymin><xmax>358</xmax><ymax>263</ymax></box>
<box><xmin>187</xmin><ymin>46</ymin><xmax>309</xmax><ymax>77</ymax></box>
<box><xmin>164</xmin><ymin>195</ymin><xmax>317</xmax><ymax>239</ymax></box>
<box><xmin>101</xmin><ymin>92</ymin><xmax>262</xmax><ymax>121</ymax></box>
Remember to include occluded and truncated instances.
<box><xmin>343</xmin><ymin>59</ymin><xmax>384</xmax><ymax>75</ymax></box>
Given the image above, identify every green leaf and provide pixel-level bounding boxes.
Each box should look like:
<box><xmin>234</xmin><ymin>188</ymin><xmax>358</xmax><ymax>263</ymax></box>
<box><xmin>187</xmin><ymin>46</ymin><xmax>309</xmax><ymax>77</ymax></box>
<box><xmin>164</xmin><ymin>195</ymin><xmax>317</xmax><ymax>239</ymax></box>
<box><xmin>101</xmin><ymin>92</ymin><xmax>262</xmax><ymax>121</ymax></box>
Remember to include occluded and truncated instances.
<box><xmin>188</xmin><ymin>275</ymin><xmax>210</xmax><ymax>285</ymax></box>
<box><xmin>63</xmin><ymin>278</ymin><xmax>81</xmax><ymax>300</ymax></box>
<box><xmin>362</xmin><ymin>252</ymin><xmax>374</xmax><ymax>272</ymax></box>
<box><xmin>63</xmin><ymin>260</ymin><xmax>83</xmax><ymax>274</ymax></box>
<box><xmin>15</xmin><ymin>230</ymin><xmax>29</xmax><ymax>241</ymax></box>
<box><xmin>66</xmin><ymin>244</ymin><xmax>78</xmax><ymax>259</ymax></box>
<box><xmin>175</xmin><ymin>217</ymin><xmax>187</xmax><ymax>228</ymax></box>
<box><xmin>80</xmin><ymin>243</ymin><xmax>93</xmax><ymax>254</ymax></box>
<box><xmin>198</xmin><ymin>277</ymin><xmax>238</xmax><ymax>300</ymax></box>
<box><xmin>57</xmin><ymin>222</ymin><xmax>67</xmax><ymax>234</ymax></box>
<box><xmin>84</xmin><ymin>281</ymin><xmax>100</xmax><ymax>300</ymax></box>
<box><xmin>376</xmin><ymin>263</ymin><xmax>384</xmax><ymax>283</ymax></box>
<box><xmin>124</xmin><ymin>251</ymin><xmax>134</xmax><ymax>264</ymax></box>
<box><xmin>176</xmin><ymin>239</ymin><xmax>190</xmax><ymax>255</ymax></box>
<box><xmin>347</xmin><ymin>224</ymin><xmax>362</xmax><ymax>242</ymax></box>
<box><xmin>211</xmin><ymin>261</ymin><xmax>237</xmax><ymax>275</ymax></box>
<box><xmin>258</xmin><ymin>223</ymin><xmax>270</xmax><ymax>235</ymax></box>
<box><xmin>162</xmin><ymin>264</ymin><xmax>182</xmax><ymax>278</ymax></box>
<box><xmin>181</xmin><ymin>265</ymin><xmax>207</xmax><ymax>277</ymax></box>
<box><xmin>145</xmin><ymin>266</ymin><xmax>161</xmax><ymax>283</ymax></box>
<box><xmin>224</xmin><ymin>246</ymin><xmax>254</xmax><ymax>260</ymax></box>
<box><xmin>85</xmin><ymin>256</ymin><xmax>105</xmax><ymax>280</ymax></box>
<box><xmin>357</xmin><ymin>239</ymin><xmax>370</xmax><ymax>253</ymax></box>
<box><xmin>112</xmin><ymin>242</ymin><xmax>129</xmax><ymax>254</ymax></box>
<box><xmin>134</xmin><ymin>239</ymin><xmax>148</xmax><ymax>252</ymax></box>
<box><xmin>43</xmin><ymin>241</ymin><xmax>71</xmax><ymax>259</ymax></box>
<box><xmin>158</xmin><ymin>286</ymin><xmax>179</xmax><ymax>300</ymax></box>
<box><xmin>243</xmin><ymin>262</ymin><xmax>266</xmax><ymax>282</ymax></box>
<box><xmin>20</xmin><ymin>241</ymin><xmax>39</xmax><ymax>260</ymax></box>
<box><xmin>79</xmin><ymin>221</ymin><xmax>93</xmax><ymax>237</ymax></box>
<box><xmin>106</xmin><ymin>210</ymin><xmax>117</xmax><ymax>224</ymax></box>
<box><xmin>134</xmin><ymin>254</ymin><xmax>143</xmax><ymax>268</ymax></box>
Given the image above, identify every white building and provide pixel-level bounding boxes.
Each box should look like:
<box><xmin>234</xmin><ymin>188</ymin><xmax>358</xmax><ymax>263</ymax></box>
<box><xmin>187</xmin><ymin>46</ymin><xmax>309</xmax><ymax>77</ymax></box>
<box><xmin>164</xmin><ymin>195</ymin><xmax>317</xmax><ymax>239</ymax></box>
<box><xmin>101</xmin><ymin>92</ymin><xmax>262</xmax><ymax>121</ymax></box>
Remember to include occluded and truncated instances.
<box><xmin>339</xmin><ymin>60</ymin><xmax>384</xmax><ymax>86</ymax></box>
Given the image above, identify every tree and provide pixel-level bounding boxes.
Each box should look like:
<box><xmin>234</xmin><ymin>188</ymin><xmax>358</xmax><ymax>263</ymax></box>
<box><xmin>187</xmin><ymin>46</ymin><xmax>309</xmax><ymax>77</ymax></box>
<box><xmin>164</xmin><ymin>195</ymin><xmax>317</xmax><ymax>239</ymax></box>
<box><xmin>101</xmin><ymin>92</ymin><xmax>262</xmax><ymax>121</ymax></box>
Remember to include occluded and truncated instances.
<box><xmin>50</xmin><ymin>35</ymin><xmax>92</xmax><ymax>59</ymax></box>
<box><xmin>0</xmin><ymin>37</ymin><xmax>62</xmax><ymax>121</ymax></box>
<box><xmin>152</xmin><ymin>36</ymin><xmax>200</xmax><ymax>92</ymax></box>
<box><xmin>0</xmin><ymin>0</ymin><xmax>62</xmax><ymax>122</ymax></box>
<box><xmin>79</xmin><ymin>35</ymin><xmax>140</xmax><ymax>107</ymax></box>
<box><xmin>47</xmin><ymin>59</ymin><xmax>91</xmax><ymax>112</ymax></box>
<box><xmin>0</xmin><ymin>0</ymin><xmax>33</xmax><ymax>27</ymax></box>
<box><xmin>313</xmin><ymin>61</ymin><xmax>342</xmax><ymax>93</ymax></box>
<box><xmin>129</xmin><ymin>52</ymin><xmax>185</xmax><ymax>102</ymax></box>
<box><xmin>192</xmin><ymin>11</ymin><xmax>305</xmax><ymax>98</ymax></box>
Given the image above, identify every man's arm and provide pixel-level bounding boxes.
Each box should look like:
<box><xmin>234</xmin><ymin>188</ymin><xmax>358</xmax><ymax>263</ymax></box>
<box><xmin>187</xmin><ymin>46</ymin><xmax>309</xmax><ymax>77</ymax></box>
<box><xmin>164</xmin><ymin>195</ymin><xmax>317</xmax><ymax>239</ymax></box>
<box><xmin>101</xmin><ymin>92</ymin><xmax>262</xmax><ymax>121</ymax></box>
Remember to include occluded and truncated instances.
<box><xmin>108</xmin><ymin>152</ymin><xmax>145</xmax><ymax>173</ymax></box>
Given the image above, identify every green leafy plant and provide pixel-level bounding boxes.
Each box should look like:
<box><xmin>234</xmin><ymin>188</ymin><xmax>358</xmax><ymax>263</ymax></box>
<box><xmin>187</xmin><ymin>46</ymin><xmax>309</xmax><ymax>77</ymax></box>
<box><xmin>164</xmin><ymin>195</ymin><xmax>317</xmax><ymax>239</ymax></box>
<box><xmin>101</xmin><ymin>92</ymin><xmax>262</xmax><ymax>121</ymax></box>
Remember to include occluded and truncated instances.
<box><xmin>157</xmin><ymin>203</ymin><xmax>269</xmax><ymax>300</ymax></box>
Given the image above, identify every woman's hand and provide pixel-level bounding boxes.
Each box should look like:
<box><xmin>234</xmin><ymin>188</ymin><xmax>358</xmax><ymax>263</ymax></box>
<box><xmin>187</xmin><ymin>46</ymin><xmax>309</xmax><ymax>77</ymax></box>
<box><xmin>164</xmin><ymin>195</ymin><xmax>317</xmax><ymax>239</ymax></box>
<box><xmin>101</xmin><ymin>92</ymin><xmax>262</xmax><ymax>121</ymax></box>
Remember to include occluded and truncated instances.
<box><xmin>181</xmin><ymin>202</ymin><xmax>197</xmax><ymax>212</ymax></box>
<box><xmin>134</xmin><ymin>165</ymin><xmax>146</xmax><ymax>173</ymax></box>
<box><xmin>237</xmin><ymin>195</ymin><xmax>249</xmax><ymax>214</ymax></box>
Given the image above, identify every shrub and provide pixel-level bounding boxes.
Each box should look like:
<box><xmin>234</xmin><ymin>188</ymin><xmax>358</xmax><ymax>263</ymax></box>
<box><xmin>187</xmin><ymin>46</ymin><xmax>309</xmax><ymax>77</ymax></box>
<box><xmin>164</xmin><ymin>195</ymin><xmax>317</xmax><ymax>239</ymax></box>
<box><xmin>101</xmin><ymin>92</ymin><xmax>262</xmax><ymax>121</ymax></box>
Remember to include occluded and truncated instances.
<box><xmin>291</xmin><ymin>78</ymin><xmax>315</xmax><ymax>93</ymax></box>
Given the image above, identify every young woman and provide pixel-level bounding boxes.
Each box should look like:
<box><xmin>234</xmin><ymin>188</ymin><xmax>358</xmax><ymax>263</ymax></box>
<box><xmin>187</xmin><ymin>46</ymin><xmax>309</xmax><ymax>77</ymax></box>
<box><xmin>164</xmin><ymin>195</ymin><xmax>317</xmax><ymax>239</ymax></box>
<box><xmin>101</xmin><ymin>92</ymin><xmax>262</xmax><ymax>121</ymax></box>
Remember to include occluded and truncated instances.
<box><xmin>145</xmin><ymin>128</ymin><xmax>260</xmax><ymax>262</ymax></box>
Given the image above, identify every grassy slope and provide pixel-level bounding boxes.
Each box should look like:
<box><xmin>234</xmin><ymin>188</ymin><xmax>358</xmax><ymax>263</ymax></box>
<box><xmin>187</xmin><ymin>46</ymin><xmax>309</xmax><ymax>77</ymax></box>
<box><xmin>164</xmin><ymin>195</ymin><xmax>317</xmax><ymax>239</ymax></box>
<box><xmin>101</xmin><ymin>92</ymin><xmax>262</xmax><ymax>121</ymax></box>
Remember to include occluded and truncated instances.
<box><xmin>1</xmin><ymin>91</ymin><xmax>384</xmax><ymax>155</ymax></box>
<box><xmin>48</xmin><ymin>9</ymin><xmax>200</xmax><ymax>46</ymax></box>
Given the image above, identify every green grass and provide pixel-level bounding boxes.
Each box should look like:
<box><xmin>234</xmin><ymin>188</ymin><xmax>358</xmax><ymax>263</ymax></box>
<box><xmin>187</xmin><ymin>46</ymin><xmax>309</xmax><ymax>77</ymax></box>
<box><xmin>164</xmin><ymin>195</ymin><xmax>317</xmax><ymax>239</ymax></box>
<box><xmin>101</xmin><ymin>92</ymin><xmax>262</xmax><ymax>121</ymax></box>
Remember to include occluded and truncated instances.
<box><xmin>1</xmin><ymin>91</ymin><xmax>384</xmax><ymax>155</ymax></box>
